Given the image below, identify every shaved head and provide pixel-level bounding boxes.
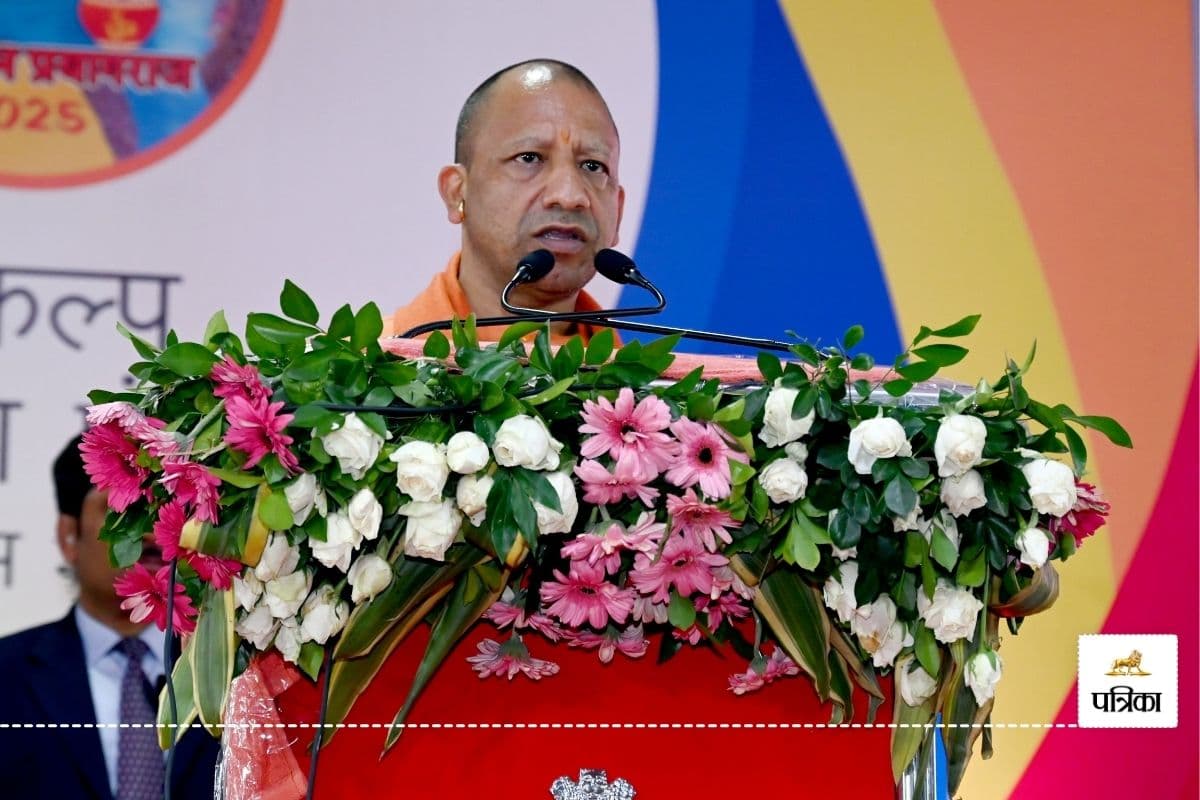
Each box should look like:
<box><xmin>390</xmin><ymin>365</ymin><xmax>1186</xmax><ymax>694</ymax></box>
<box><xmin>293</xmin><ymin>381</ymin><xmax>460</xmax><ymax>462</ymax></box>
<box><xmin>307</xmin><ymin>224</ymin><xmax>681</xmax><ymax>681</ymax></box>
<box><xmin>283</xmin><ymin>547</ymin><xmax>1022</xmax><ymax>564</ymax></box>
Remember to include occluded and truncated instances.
<box><xmin>454</xmin><ymin>59</ymin><xmax>617</xmax><ymax>164</ymax></box>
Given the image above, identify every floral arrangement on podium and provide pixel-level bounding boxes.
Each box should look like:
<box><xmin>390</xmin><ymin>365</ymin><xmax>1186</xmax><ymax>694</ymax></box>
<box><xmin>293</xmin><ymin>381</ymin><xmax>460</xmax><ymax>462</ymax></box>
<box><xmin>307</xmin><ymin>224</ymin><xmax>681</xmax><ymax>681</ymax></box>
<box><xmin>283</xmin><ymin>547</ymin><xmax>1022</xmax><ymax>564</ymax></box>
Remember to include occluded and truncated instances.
<box><xmin>82</xmin><ymin>281</ymin><xmax>1128</xmax><ymax>794</ymax></box>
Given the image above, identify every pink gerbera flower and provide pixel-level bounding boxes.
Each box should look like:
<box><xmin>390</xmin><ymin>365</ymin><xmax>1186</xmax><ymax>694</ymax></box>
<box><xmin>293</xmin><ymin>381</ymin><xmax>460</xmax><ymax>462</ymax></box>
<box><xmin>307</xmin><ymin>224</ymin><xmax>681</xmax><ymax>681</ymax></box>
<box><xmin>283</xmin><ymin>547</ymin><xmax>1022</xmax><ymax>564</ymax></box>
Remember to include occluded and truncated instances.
<box><xmin>560</xmin><ymin>514</ymin><xmax>664</xmax><ymax>574</ymax></box>
<box><xmin>728</xmin><ymin>647</ymin><xmax>800</xmax><ymax>695</ymax></box>
<box><xmin>539</xmin><ymin>561</ymin><xmax>635</xmax><ymax>629</ymax></box>
<box><xmin>161</xmin><ymin>461</ymin><xmax>221</xmax><ymax>523</ymax></box>
<box><xmin>567</xmin><ymin>625</ymin><xmax>649</xmax><ymax>663</ymax></box>
<box><xmin>673</xmin><ymin>624</ymin><xmax>703</xmax><ymax>645</ymax></box>
<box><xmin>664</xmin><ymin>417</ymin><xmax>748</xmax><ymax>500</ymax></box>
<box><xmin>484</xmin><ymin>600</ymin><xmax>564</xmax><ymax>642</ymax></box>
<box><xmin>86</xmin><ymin>402</ymin><xmax>178</xmax><ymax>458</ymax></box>
<box><xmin>579</xmin><ymin>388</ymin><xmax>678</xmax><ymax>474</ymax></box>
<box><xmin>210</xmin><ymin>356</ymin><xmax>271</xmax><ymax>404</ymax></box>
<box><xmin>666</xmin><ymin>488</ymin><xmax>739</xmax><ymax>552</ymax></box>
<box><xmin>574</xmin><ymin>458</ymin><xmax>660</xmax><ymax>507</ymax></box>
<box><xmin>467</xmin><ymin>638</ymin><xmax>560</xmax><ymax>680</ymax></box>
<box><xmin>80</xmin><ymin>422</ymin><xmax>152</xmax><ymax>512</ymax></box>
<box><xmin>630</xmin><ymin>534</ymin><xmax>728</xmax><ymax>604</ymax></box>
<box><xmin>186</xmin><ymin>553</ymin><xmax>244</xmax><ymax>590</ymax></box>
<box><xmin>698</xmin><ymin>592</ymin><xmax>751</xmax><ymax>630</ymax></box>
<box><xmin>114</xmin><ymin>563</ymin><xmax>197</xmax><ymax>634</ymax></box>
<box><xmin>152</xmin><ymin>501</ymin><xmax>188</xmax><ymax>561</ymax></box>
<box><xmin>223</xmin><ymin>394</ymin><xmax>299</xmax><ymax>472</ymax></box>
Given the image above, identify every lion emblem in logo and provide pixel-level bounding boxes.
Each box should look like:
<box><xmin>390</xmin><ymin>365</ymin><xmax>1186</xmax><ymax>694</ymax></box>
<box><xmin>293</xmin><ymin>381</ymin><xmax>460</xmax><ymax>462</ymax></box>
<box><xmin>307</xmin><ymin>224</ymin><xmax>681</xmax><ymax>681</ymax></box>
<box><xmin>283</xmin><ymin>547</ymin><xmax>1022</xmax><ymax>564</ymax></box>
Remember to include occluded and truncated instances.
<box><xmin>1106</xmin><ymin>650</ymin><xmax>1150</xmax><ymax>676</ymax></box>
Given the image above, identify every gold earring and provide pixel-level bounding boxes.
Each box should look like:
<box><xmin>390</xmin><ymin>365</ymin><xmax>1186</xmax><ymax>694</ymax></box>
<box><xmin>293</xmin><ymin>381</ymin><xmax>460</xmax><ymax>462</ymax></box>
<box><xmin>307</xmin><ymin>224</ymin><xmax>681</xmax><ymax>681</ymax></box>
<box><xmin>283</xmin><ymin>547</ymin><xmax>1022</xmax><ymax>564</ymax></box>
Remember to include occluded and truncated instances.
<box><xmin>457</xmin><ymin>200</ymin><xmax>465</xmax><ymax>219</ymax></box>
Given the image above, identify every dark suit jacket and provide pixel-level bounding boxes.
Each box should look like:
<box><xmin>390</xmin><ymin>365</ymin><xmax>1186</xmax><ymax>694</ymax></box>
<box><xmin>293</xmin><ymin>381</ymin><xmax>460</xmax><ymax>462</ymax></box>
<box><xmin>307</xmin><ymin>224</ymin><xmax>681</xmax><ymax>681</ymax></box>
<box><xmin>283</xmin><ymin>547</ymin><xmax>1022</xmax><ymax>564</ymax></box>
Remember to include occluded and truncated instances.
<box><xmin>0</xmin><ymin>610</ymin><xmax>220</xmax><ymax>800</ymax></box>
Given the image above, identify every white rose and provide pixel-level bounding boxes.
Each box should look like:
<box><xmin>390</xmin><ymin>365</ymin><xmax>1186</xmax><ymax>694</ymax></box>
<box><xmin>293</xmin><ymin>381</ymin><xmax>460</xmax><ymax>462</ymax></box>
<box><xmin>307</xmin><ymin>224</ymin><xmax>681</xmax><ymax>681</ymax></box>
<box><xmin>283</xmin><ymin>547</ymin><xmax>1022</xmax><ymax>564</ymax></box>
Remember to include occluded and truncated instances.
<box><xmin>348</xmin><ymin>553</ymin><xmax>394</xmax><ymax>604</ymax></box>
<box><xmin>389</xmin><ymin>440</ymin><xmax>450</xmax><ymax>502</ymax></box>
<box><xmin>309</xmin><ymin>510</ymin><xmax>360</xmax><ymax>572</ymax></box>
<box><xmin>964</xmin><ymin>650</ymin><xmax>1003</xmax><ymax>705</ymax></box>
<box><xmin>235</xmin><ymin>604</ymin><xmax>278</xmax><ymax>650</ymax></box>
<box><xmin>1021</xmin><ymin>458</ymin><xmax>1077</xmax><ymax>517</ymax></box>
<box><xmin>896</xmin><ymin>655</ymin><xmax>938</xmax><ymax>707</ymax></box>
<box><xmin>263</xmin><ymin>570</ymin><xmax>312</xmax><ymax>619</ymax></box>
<box><xmin>784</xmin><ymin>441</ymin><xmax>809</xmax><ymax>463</ymax></box>
<box><xmin>446</xmin><ymin>431</ymin><xmax>490</xmax><ymax>475</ymax></box>
<box><xmin>830</xmin><ymin>544</ymin><xmax>858</xmax><ymax>561</ymax></box>
<box><xmin>285</xmin><ymin>473</ymin><xmax>319</xmax><ymax>525</ymax></box>
<box><xmin>934</xmin><ymin>414</ymin><xmax>987</xmax><ymax>478</ymax></box>
<box><xmin>1017</xmin><ymin>526</ymin><xmax>1052</xmax><ymax>568</ymax></box>
<box><xmin>917</xmin><ymin>579</ymin><xmax>984</xmax><ymax>644</ymax></box>
<box><xmin>758</xmin><ymin>385</ymin><xmax>816</xmax><ymax>448</ymax></box>
<box><xmin>534</xmin><ymin>471</ymin><xmax>579</xmax><ymax>534</ymax></box>
<box><xmin>456</xmin><ymin>473</ymin><xmax>493</xmax><ymax>526</ymax></box>
<box><xmin>759</xmin><ymin>458</ymin><xmax>808</xmax><ymax>504</ymax></box>
<box><xmin>847</xmin><ymin>413</ymin><xmax>912</xmax><ymax>475</ymax></box>
<box><xmin>321</xmin><ymin>413</ymin><xmax>387</xmax><ymax>480</ymax></box>
<box><xmin>492</xmin><ymin>415</ymin><xmax>562</xmax><ymax>470</ymax></box>
<box><xmin>940</xmin><ymin>469</ymin><xmax>987</xmax><ymax>517</ymax></box>
<box><xmin>347</xmin><ymin>488</ymin><xmax>383</xmax><ymax>542</ymax></box>
<box><xmin>253</xmin><ymin>533</ymin><xmax>300</xmax><ymax>582</ymax></box>
<box><xmin>232</xmin><ymin>573</ymin><xmax>263</xmax><ymax>613</ymax></box>
<box><xmin>850</xmin><ymin>596</ymin><xmax>913</xmax><ymax>668</ymax></box>
<box><xmin>299</xmin><ymin>584</ymin><xmax>349</xmax><ymax>645</ymax></box>
<box><xmin>401</xmin><ymin>499</ymin><xmax>463</xmax><ymax>561</ymax></box>
<box><xmin>274</xmin><ymin>617</ymin><xmax>302</xmax><ymax>664</ymax></box>
<box><xmin>892</xmin><ymin>506</ymin><xmax>927</xmax><ymax>533</ymax></box>
<box><xmin>822</xmin><ymin>560</ymin><xmax>859</xmax><ymax>624</ymax></box>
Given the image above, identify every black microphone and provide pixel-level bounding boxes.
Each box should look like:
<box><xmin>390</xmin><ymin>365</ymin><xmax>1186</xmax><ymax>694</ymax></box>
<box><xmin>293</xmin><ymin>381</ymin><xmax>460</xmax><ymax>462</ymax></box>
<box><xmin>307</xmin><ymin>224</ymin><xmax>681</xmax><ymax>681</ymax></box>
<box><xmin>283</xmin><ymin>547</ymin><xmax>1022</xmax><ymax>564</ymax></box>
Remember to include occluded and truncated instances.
<box><xmin>508</xmin><ymin>249</ymin><xmax>555</xmax><ymax>288</ymax></box>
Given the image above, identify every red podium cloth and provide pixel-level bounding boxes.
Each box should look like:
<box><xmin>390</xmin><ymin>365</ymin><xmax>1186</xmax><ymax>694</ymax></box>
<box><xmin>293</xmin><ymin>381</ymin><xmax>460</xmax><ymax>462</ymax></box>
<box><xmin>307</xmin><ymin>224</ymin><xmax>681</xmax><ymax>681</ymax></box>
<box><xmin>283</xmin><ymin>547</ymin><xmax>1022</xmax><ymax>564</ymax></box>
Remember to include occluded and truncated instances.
<box><xmin>254</xmin><ymin>623</ymin><xmax>895</xmax><ymax>797</ymax></box>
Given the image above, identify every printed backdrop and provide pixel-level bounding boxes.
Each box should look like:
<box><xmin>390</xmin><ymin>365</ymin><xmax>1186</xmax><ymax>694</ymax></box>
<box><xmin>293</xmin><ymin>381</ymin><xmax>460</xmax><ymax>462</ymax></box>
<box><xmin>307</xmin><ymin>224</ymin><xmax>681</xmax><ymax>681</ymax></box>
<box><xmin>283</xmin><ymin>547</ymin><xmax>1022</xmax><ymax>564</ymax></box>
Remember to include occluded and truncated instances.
<box><xmin>0</xmin><ymin>2</ymin><xmax>1194</xmax><ymax>797</ymax></box>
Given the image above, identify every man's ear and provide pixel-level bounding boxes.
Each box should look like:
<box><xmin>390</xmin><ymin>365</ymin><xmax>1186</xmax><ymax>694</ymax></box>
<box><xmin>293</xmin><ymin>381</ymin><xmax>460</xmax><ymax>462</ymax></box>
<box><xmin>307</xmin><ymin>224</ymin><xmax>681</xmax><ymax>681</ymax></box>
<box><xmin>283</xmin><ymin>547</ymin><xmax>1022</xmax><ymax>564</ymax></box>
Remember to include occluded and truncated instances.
<box><xmin>438</xmin><ymin>164</ymin><xmax>467</xmax><ymax>224</ymax></box>
<box><xmin>611</xmin><ymin>184</ymin><xmax>626</xmax><ymax>247</ymax></box>
<box><xmin>56</xmin><ymin>515</ymin><xmax>80</xmax><ymax>565</ymax></box>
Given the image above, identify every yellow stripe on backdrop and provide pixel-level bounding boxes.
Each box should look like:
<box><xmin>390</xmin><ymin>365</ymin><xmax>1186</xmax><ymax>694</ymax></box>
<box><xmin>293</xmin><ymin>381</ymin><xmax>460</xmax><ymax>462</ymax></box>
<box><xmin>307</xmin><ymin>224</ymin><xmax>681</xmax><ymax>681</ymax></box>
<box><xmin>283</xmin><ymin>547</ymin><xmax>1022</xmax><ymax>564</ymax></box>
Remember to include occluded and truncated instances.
<box><xmin>777</xmin><ymin>2</ymin><xmax>1115</xmax><ymax>798</ymax></box>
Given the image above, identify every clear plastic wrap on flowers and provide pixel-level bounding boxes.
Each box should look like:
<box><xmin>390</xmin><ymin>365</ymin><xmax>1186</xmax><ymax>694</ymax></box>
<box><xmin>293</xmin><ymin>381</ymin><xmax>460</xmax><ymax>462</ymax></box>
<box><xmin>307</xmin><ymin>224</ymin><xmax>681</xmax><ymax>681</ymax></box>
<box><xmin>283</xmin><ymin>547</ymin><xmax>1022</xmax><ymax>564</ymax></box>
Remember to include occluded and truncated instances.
<box><xmin>216</xmin><ymin>655</ymin><xmax>307</xmax><ymax>800</ymax></box>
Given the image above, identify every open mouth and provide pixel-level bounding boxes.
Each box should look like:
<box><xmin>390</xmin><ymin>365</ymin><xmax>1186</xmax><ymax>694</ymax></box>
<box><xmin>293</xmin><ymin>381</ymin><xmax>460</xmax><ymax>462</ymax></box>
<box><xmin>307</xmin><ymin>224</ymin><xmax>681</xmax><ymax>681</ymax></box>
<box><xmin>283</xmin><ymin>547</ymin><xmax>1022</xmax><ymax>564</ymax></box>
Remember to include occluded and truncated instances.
<box><xmin>534</xmin><ymin>225</ymin><xmax>587</xmax><ymax>250</ymax></box>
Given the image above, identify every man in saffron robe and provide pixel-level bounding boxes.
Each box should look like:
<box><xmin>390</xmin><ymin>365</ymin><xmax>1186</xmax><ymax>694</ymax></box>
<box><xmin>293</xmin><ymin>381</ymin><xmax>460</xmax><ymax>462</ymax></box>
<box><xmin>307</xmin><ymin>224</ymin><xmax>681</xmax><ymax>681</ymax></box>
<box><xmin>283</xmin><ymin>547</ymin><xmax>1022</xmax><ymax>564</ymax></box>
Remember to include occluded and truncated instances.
<box><xmin>250</xmin><ymin>59</ymin><xmax>895</xmax><ymax>798</ymax></box>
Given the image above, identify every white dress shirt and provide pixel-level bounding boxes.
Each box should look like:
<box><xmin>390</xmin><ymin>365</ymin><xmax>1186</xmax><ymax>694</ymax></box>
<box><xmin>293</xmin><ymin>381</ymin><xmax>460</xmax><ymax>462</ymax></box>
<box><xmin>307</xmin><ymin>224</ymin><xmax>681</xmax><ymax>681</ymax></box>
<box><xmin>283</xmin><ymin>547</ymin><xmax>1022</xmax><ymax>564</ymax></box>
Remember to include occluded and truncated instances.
<box><xmin>74</xmin><ymin>605</ymin><xmax>167</xmax><ymax>797</ymax></box>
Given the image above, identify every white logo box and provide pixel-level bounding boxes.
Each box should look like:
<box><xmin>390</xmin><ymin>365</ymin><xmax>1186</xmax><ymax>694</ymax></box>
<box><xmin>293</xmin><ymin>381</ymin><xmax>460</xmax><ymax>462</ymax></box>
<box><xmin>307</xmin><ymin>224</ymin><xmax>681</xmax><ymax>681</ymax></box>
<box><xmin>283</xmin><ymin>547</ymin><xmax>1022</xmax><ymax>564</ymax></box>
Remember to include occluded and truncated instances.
<box><xmin>1078</xmin><ymin>634</ymin><xmax>1178</xmax><ymax>728</ymax></box>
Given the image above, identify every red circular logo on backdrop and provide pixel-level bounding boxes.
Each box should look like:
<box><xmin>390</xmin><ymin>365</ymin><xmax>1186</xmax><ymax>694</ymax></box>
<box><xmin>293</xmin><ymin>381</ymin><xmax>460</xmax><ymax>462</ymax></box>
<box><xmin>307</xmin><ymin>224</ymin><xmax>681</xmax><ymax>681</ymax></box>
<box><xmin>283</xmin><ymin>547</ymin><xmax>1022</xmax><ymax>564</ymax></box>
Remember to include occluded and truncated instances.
<box><xmin>0</xmin><ymin>0</ymin><xmax>283</xmax><ymax>188</ymax></box>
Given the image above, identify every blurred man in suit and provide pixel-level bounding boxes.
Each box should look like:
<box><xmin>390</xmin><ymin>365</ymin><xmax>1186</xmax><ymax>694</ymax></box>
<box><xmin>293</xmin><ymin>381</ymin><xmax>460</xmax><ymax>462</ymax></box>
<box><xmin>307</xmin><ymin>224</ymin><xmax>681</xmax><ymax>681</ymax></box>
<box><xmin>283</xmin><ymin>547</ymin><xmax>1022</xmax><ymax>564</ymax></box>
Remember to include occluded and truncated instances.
<box><xmin>0</xmin><ymin>436</ymin><xmax>219</xmax><ymax>799</ymax></box>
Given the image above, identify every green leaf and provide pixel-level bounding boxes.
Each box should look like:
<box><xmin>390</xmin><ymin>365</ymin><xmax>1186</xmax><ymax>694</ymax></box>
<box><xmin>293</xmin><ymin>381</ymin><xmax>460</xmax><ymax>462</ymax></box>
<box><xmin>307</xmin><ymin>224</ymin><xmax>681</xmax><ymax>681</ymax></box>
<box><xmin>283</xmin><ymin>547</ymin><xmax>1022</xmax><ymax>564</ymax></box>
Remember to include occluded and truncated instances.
<box><xmin>157</xmin><ymin>343</ymin><xmax>219</xmax><ymax>378</ymax></box>
<box><xmin>280</xmin><ymin>279</ymin><xmax>319</xmax><ymax>324</ymax></box>
<box><xmin>530</xmin><ymin>329</ymin><xmax>554</xmax><ymax>374</ymax></box>
<box><xmin>884</xmin><ymin>475</ymin><xmax>918</xmax><ymax>517</ymax></box>
<box><xmin>328</xmin><ymin>304</ymin><xmax>355</xmax><ymax>339</ymax></box>
<box><xmin>1026</xmin><ymin>400</ymin><xmax>1066</xmax><ymax>432</ymax></box>
<box><xmin>1063</xmin><ymin>425</ymin><xmax>1088</xmax><ymax>476</ymax></box>
<box><xmin>116</xmin><ymin>321</ymin><xmax>161</xmax><ymax>359</ymax></box>
<box><xmin>384</xmin><ymin>565</ymin><xmax>505</xmax><ymax>751</ymax></box>
<box><xmin>207</xmin><ymin>466</ymin><xmax>263</xmax><ymax>489</ymax></box>
<box><xmin>247</xmin><ymin>312</ymin><xmax>317</xmax><ymax>345</ymax></box>
<box><xmin>352</xmin><ymin>302</ymin><xmax>384</xmax><ymax>350</ymax></box>
<box><xmin>913</xmin><ymin>622</ymin><xmax>941</xmax><ymax>681</ymax></box>
<box><xmin>191</xmin><ymin>586</ymin><xmax>235</xmax><ymax>735</ymax></box>
<box><xmin>899</xmin><ymin>457</ymin><xmax>931</xmax><ymax>479</ymax></box>
<box><xmin>259</xmin><ymin>488</ymin><xmax>294</xmax><ymax>531</ymax></box>
<box><xmin>929</xmin><ymin>314</ymin><xmax>981</xmax><ymax>339</ymax></box>
<box><xmin>756</xmin><ymin>352</ymin><xmax>783</xmax><ymax>382</ymax></box>
<box><xmin>930</xmin><ymin>522</ymin><xmax>959</xmax><ymax>571</ymax></box>
<box><xmin>891</xmin><ymin>685</ymin><xmax>936</xmax><ymax>783</ymax></box>
<box><xmin>289</xmin><ymin>403</ymin><xmax>339</xmax><ymax>429</ymax></box>
<box><xmin>497</xmin><ymin>320</ymin><xmax>545</xmax><ymax>351</ymax></box>
<box><xmin>728</xmin><ymin>459</ymin><xmax>756</xmax><ymax>487</ymax></box>
<box><xmin>525</xmin><ymin>376</ymin><xmax>576</xmax><ymax>406</ymax></box>
<box><xmin>1068</xmin><ymin>414</ymin><xmax>1132</xmax><ymax>448</ymax></box>
<box><xmin>896</xmin><ymin>361</ymin><xmax>940</xmax><ymax>382</ymax></box>
<box><xmin>904</xmin><ymin>531</ymin><xmax>927</xmax><ymax>568</ymax></box>
<box><xmin>850</xmin><ymin>354</ymin><xmax>874</xmax><ymax>371</ymax></box>
<box><xmin>584</xmin><ymin>327</ymin><xmax>615</xmax><ymax>365</ymax></box>
<box><xmin>842</xmin><ymin>324</ymin><xmax>864</xmax><ymax>350</ymax></box>
<box><xmin>202</xmin><ymin>310</ymin><xmax>229</xmax><ymax>345</ymax></box>
<box><xmin>791</xmin><ymin>386</ymin><xmax>817</xmax><ymax>419</ymax></box>
<box><xmin>776</xmin><ymin>513</ymin><xmax>820</xmax><ymax>569</ymax></box>
<box><xmin>509</xmin><ymin>467</ymin><xmax>560</xmax><ymax>512</ymax></box>
<box><xmin>111</xmin><ymin>536</ymin><xmax>143</xmax><ymax>569</ymax></box>
<box><xmin>668</xmin><ymin>591</ymin><xmax>697</xmax><ymax>629</ymax></box>
<box><xmin>883</xmin><ymin>379</ymin><xmax>914</xmax><ymax>397</ymax></box>
<box><xmin>423</xmin><ymin>331</ymin><xmax>450</xmax><ymax>359</ymax></box>
<box><xmin>912</xmin><ymin>344</ymin><xmax>968</xmax><ymax>368</ymax></box>
<box><xmin>955</xmin><ymin>544</ymin><xmax>986</xmax><ymax>587</ymax></box>
<box><xmin>737</xmin><ymin>556</ymin><xmax>832</xmax><ymax>701</ymax></box>
<box><xmin>157</xmin><ymin>634</ymin><xmax>199</xmax><ymax>748</ymax></box>
<box><xmin>552</xmin><ymin>336</ymin><xmax>585</xmax><ymax>379</ymax></box>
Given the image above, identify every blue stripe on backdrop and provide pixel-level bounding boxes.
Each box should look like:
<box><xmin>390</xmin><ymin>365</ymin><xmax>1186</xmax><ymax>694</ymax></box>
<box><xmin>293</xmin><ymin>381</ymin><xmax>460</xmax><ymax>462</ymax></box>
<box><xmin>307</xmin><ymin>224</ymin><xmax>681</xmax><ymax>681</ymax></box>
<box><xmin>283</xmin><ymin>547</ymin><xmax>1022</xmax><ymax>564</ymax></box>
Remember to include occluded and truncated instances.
<box><xmin>630</xmin><ymin>0</ymin><xmax>903</xmax><ymax>361</ymax></box>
